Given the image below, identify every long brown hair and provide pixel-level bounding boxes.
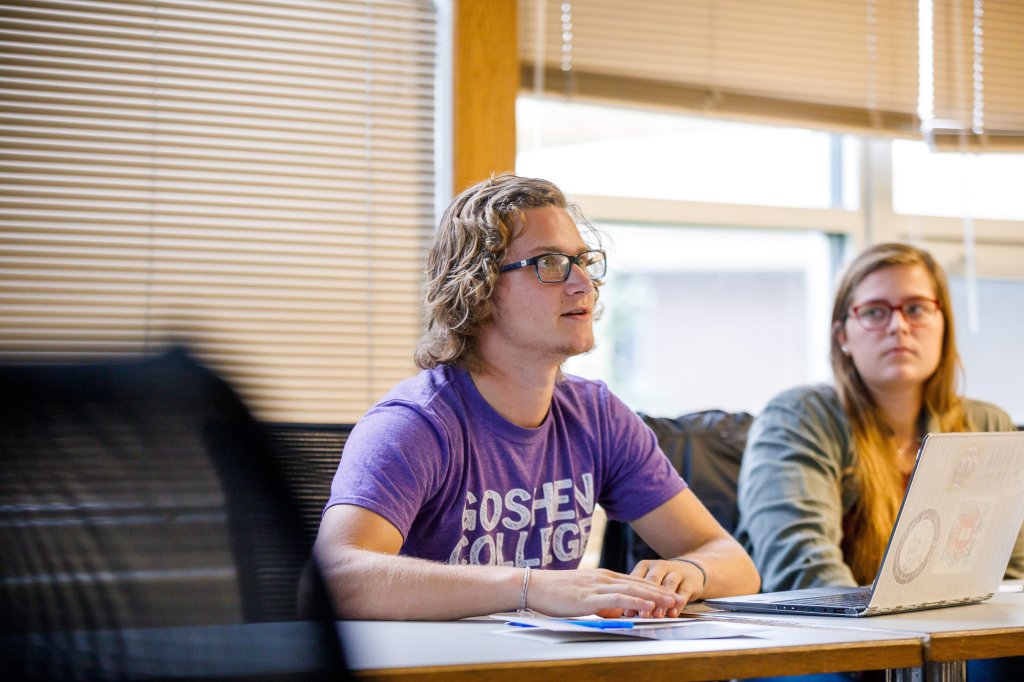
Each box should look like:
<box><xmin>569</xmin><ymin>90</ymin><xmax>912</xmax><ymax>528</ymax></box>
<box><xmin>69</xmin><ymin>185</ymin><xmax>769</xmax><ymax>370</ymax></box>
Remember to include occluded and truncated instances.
<box><xmin>830</xmin><ymin>242</ymin><xmax>972</xmax><ymax>584</ymax></box>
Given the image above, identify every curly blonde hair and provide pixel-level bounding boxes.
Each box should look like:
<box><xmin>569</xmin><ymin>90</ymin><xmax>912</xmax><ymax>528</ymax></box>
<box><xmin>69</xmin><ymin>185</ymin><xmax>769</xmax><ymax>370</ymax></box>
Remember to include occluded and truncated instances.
<box><xmin>414</xmin><ymin>174</ymin><xmax>600</xmax><ymax>371</ymax></box>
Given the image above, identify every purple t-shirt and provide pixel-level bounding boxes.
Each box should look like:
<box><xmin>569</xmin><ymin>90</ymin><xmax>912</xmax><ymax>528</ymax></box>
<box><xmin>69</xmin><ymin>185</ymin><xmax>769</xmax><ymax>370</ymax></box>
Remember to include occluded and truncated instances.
<box><xmin>326</xmin><ymin>365</ymin><xmax>686</xmax><ymax>569</ymax></box>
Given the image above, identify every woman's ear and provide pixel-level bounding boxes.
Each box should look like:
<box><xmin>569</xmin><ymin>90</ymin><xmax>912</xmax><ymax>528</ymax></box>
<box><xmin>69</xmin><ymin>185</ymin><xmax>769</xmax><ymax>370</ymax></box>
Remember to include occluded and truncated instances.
<box><xmin>832</xmin><ymin>320</ymin><xmax>848</xmax><ymax>353</ymax></box>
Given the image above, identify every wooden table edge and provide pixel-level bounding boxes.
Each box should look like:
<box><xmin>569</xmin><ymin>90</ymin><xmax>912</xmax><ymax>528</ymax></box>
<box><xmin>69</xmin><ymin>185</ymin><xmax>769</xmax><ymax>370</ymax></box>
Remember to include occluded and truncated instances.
<box><xmin>926</xmin><ymin>628</ymin><xmax>1024</xmax><ymax>662</ymax></box>
<box><xmin>352</xmin><ymin>637</ymin><xmax>923</xmax><ymax>682</ymax></box>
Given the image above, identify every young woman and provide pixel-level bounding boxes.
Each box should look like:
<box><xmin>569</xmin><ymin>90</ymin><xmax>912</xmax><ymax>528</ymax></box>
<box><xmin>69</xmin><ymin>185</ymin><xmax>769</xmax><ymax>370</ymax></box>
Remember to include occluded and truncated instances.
<box><xmin>736</xmin><ymin>242</ymin><xmax>1024</xmax><ymax>593</ymax></box>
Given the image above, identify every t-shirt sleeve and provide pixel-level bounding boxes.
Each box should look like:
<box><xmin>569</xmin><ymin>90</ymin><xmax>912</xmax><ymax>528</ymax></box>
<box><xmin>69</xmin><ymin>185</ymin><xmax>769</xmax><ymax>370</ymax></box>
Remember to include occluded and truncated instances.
<box><xmin>596</xmin><ymin>389</ymin><xmax>687</xmax><ymax>523</ymax></box>
<box><xmin>324</xmin><ymin>402</ymin><xmax>446</xmax><ymax>541</ymax></box>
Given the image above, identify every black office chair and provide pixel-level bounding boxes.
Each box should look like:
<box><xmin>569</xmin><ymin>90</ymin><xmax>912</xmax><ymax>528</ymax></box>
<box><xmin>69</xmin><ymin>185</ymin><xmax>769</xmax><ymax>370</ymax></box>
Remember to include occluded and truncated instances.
<box><xmin>0</xmin><ymin>348</ymin><xmax>347</xmax><ymax>680</ymax></box>
<box><xmin>600</xmin><ymin>409</ymin><xmax>753</xmax><ymax>573</ymax></box>
<box><xmin>263</xmin><ymin>422</ymin><xmax>353</xmax><ymax>551</ymax></box>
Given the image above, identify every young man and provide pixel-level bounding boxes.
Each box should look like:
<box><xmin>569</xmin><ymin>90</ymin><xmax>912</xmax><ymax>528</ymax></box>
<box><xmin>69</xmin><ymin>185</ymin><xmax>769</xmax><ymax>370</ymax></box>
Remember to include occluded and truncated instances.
<box><xmin>313</xmin><ymin>174</ymin><xmax>759</xmax><ymax>619</ymax></box>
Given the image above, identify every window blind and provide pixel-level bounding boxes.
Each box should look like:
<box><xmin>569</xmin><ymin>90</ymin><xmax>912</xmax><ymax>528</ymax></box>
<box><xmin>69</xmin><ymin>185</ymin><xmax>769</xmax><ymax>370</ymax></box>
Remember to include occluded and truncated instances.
<box><xmin>519</xmin><ymin>0</ymin><xmax>920</xmax><ymax>137</ymax></box>
<box><xmin>932</xmin><ymin>0</ymin><xmax>1024</xmax><ymax>151</ymax></box>
<box><xmin>0</xmin><ymin>0</ymin><xmax>437</xmax><ymax>423</ymax></box>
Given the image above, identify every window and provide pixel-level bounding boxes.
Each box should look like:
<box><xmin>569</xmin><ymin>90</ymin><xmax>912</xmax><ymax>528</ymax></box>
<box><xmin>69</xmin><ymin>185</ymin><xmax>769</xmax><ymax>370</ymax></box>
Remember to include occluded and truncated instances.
<box><xmin>892</xmin><ymin>140</ymin><xmax>1024</xmax><ymax>221</ymax></box>
<box><xmin>565</xmin><ymin>224</ymin><xmax>838</xmax><ymax>415</ymax></box>
<box><xmin>950</xmin><ymin>277</ymin><xmax>1024</xmax><ymax>423</ymax></box>
<box><xmin>0</xmin><ymin>0</ymin><xmax>438</xmax><ymax>423</ymax></box>
<box><xmin>518</xmin><ymin>98</ymin><xmax>851</xmax><ymax>415</ymax></box>
<box><xmin>518</xmin><ymin>96</ymin><xmax>858</xmax><ymax>210</ymax></box>
<box><xmin>516</xmin><ymin>0</ymin><xmax>1024</xmax><ymax>426</ymax></box>
<box><xmin>520</xmin><ymin>97</ymin><xmax>1024</xmax><ymax>424</ymax></box>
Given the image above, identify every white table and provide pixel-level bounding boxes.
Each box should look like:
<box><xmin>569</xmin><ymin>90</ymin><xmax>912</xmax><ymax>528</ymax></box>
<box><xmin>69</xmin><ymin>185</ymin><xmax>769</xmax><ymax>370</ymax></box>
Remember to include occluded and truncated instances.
<box><xmin>695</xmin><ymin>588</ymin><xmax>1024</xmax><ymax>681</ymax></box>
<box><xmin>338</xmin><ymin>617</ymin><xmax>921</xmax><ymax>681</ymax></box>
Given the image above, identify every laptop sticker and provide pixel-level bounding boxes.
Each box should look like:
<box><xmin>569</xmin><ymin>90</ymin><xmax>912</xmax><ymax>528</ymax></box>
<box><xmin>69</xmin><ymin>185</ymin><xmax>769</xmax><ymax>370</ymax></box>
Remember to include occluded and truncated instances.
<box><xmin>892</xmin><ymin>507</ymin><xmax>940</xmax><ymax>585</ymax></box>
<box><xmin>938</xmin><ymin>499</ymin><xmax>992</xmax><ymax>572</ymax></box>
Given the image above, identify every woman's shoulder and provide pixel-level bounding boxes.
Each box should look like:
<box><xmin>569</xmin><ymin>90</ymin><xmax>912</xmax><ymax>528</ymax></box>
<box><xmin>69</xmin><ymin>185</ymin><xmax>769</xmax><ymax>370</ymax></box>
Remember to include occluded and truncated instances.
<box><xmin>754</xmin><ymin>384</ymin><xmax>851</xmax><ymax>444</ymax></box>
<box><xmin>744</xmin><ymin>384</ymin><xmax>852</xmax><ymax>470</ymax></box>
<box><xmin>961</xmin><ymin>397</ymin><xmax>1016</xmax><ymax>431</ymax></box>
<box><xmin>764</xmin><ymin>383</ymin><xmax>843</xmax><ymax>416</ymax></box>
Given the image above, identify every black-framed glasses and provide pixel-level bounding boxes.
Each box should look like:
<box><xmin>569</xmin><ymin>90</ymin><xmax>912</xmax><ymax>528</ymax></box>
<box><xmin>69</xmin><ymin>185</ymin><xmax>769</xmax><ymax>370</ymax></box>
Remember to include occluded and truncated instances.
<box><xmin>849</xmin><ymin>298</ymin><xmax>941</xmax><ymax>331</ymax></box>
<box><xmin>499</xmin><ymin>249</ymin><xmax>607</xmax><ymax>283</ymax></box>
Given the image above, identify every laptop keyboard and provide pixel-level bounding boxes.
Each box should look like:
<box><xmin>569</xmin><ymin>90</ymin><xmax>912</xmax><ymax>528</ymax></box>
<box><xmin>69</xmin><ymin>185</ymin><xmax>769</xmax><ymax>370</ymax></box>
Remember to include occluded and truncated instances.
<box><xmin>778</xmin><ymin>590</ymin><xmax>871</xmax><ymax>608</ymax></box>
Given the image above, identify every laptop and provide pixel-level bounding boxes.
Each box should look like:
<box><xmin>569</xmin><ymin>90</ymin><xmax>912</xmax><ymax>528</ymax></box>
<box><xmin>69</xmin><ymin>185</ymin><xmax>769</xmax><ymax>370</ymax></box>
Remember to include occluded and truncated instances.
<box><xmin>707</xmin><ymin>431</ymin><xmax>1024</xmax><ymax>617</ymax></box>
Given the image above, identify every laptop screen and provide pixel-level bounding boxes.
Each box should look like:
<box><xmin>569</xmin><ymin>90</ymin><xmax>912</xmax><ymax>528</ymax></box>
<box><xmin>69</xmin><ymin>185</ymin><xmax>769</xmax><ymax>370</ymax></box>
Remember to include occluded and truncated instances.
<box><xmin>869</xmin><ymin>431</ymin><xmax>1024</xmax><ymax>611</ymax></box>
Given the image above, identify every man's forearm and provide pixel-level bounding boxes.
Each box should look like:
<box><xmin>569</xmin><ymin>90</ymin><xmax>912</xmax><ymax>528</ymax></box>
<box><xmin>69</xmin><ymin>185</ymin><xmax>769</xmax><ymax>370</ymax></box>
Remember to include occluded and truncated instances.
<box><xmin>314</xmin><ymin>543</ymin><xmax>690</xmax><ymax>621</ymax></box>
<box><xmin>316</xmin><ymin>545</ymin><xmax>524</xmax><ymax>620</ymax></box>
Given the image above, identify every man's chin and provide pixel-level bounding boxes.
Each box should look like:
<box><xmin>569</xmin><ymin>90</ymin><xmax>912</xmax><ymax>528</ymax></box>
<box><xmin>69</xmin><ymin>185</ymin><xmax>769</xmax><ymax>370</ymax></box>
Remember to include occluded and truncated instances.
<box><xmin>560</xmin><ymin>339</ymin><xmax>596</xmax><ymax>358</ymax></box>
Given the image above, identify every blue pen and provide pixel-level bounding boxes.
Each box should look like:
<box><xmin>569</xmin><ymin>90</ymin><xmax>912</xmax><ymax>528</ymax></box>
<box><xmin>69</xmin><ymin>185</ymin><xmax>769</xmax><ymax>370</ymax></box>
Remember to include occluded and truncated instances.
<box><xmin>558</xmin><ymin>619</ymin><xmax>634</xmax><ymax>629</ymax></box>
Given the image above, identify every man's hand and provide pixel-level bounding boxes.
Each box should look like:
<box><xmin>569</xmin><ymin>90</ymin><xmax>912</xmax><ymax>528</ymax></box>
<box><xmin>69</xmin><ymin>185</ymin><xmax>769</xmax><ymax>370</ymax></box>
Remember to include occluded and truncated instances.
<box><xmin>592</xmin><ymin>558</ymin><xmax>704</xmax><ymax>619</ymax></box>
<box><xmin>526</xmin><ymin>567</ymin><xmax>687</xmax><ymax>618</ymax></box>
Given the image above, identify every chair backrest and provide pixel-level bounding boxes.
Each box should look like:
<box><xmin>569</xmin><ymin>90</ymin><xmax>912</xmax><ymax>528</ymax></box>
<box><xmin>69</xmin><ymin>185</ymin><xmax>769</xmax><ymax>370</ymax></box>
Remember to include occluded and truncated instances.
<box><xmin>0</xmin><ymin>349</ymin><xmax>346</xmax><ymax>679</ymax></box>
<box><xmin>599</xmin><ymin>409</ymin><xmax>753</xmax><ymax>573</ymax></box>
<box><xmin>262</xmin><ymin>423</ymin><xmax>353</xmax><ymax>552</ymax></box>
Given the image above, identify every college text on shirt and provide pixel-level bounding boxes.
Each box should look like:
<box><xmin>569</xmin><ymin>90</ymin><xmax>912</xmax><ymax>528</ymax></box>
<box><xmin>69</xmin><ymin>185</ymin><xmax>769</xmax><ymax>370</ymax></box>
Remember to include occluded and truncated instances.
<box><xmin>449</xmin><ymin>473</ymin><xmax>595</xmax><ymax>567</ymax></box>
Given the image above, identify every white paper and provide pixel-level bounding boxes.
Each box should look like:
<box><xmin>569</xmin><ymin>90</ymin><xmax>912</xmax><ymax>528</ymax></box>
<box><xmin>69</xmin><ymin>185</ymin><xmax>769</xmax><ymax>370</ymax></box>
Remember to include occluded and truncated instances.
<box><xmin>492</xmin><ymin>615</ymin><xmax>766</xmax><ymax>643</ymax></box>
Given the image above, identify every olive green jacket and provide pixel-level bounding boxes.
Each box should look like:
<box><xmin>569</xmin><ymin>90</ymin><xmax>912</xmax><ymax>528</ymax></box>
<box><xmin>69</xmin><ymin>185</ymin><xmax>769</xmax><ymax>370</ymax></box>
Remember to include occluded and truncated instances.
<box><xmin>735</xmin><ymin>384</ymin><xmax>1023</xmax><ymax>592</ymax></box>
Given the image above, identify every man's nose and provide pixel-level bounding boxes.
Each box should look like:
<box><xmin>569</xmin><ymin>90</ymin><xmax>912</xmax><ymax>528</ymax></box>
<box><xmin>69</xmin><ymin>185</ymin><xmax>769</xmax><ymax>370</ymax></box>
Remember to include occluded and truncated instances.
<box><xmin>565</xmin><ymin>262</ymin><xmax>595</xmax><ymax>292</ymax></box>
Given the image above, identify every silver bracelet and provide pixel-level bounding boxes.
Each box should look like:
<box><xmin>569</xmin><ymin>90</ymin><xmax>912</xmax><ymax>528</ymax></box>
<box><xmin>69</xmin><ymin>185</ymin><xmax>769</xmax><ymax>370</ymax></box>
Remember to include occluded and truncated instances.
<box><xmin>672</xmin><ymin>557</ymin><xmax>708</xmax><ymax>594</ymax></box>
<box><xmin>518</xmin><ymin>566</ymin><xmax>533</xmax><ymax>615</ymax></box>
